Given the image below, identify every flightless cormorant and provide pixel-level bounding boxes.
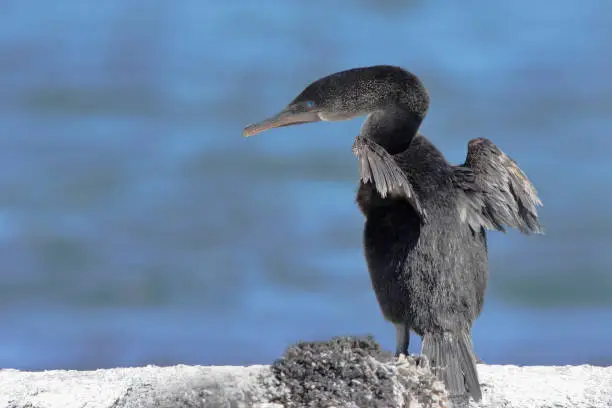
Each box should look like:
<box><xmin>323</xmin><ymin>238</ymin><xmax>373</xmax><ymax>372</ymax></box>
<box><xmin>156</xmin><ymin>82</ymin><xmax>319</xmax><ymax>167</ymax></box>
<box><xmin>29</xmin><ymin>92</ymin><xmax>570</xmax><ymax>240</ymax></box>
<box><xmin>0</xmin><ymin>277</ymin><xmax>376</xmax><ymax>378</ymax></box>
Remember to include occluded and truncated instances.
<box><xmin>243</xmin><ymin>65</ymin><xmax>543</xmax><ymax>402</ymax></box>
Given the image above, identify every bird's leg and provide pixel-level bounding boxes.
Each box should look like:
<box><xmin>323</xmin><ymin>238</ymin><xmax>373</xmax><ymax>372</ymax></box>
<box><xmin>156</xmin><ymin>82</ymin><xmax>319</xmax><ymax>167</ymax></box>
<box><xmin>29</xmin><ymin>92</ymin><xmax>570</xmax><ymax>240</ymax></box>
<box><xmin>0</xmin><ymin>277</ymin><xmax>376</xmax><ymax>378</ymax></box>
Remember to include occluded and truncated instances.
<box><xmin>394</xmin><ymin>323</ymin><xmax>410</xmax><ymax>357</ymax></box>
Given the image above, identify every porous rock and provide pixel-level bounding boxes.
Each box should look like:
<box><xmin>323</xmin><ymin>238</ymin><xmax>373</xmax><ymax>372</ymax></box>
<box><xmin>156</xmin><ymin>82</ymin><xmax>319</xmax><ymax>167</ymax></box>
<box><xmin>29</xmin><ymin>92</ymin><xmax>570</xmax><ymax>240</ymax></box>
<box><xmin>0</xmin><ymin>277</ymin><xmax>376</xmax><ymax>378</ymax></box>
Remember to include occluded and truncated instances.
<box><xmin>267</xmin><ymin>335</ymin><xmax>448</xmax><ymax>408</ymax></box>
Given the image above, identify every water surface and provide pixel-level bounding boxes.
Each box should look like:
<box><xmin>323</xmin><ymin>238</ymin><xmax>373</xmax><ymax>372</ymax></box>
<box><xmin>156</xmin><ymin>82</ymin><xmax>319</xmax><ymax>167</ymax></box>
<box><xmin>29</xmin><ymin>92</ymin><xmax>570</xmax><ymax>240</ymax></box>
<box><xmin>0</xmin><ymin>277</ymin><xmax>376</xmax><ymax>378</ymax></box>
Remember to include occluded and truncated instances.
<box><xmin>0</xmin><ymin>0</ymin><xmax>611</xmax><ymax>369</ymax></box>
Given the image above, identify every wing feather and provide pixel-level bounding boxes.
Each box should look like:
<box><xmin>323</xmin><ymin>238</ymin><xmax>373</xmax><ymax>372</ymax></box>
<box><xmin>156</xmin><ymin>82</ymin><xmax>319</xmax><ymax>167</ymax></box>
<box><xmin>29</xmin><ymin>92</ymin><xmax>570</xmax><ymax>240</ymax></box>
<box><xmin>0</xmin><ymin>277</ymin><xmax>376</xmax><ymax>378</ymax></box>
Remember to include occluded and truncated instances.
<box><xmin>352</xmin><ymin>135</ymin><xmax>427</xmax><ymax>221</ymax></box>
<box><xmin>455</xmin><ymin>138</ymin><xmax>543</xmax><ymax>234</ymax></box>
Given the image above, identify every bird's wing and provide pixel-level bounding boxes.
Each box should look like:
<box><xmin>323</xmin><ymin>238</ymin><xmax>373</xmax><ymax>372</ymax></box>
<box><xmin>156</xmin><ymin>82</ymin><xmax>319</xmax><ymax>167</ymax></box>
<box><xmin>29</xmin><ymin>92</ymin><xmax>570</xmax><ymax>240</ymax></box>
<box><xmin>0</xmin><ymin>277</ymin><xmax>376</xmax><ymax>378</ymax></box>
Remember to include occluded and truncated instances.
<box><xmin>352</xmin><ymin>135</ymin><xmax>427</xmax><ymax>220</ymax></box>
<box><xmin>454</xmin><ymin>137</ymin><xmax>543</xmax><ymax>234</ymax></box>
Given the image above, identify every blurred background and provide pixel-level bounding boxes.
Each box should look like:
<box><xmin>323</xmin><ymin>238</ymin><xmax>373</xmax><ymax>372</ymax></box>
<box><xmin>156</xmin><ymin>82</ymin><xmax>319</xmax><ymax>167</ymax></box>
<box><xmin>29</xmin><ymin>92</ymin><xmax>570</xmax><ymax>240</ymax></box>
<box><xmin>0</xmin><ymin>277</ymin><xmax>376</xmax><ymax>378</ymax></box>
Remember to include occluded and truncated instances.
<box><xmin>0</xmin><ymin>0</ymin><xmax>611</xmax><ymax>370</ymax></box>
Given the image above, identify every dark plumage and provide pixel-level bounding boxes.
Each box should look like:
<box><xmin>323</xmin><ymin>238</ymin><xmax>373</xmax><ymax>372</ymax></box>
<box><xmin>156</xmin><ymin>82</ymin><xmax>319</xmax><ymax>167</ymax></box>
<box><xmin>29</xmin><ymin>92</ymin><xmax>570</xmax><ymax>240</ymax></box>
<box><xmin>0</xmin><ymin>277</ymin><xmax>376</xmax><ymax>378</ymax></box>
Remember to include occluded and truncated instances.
<box><xmin>243</xmin><ymin>65</ymin><xmax>543</xmax><ymax>403</ymax></box>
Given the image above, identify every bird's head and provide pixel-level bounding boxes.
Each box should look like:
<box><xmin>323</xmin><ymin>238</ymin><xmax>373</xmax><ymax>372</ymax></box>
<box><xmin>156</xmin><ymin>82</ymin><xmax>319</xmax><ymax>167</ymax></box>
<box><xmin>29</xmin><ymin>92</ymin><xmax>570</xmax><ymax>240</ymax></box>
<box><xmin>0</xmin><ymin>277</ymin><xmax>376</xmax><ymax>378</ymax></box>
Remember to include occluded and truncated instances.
<box><xmin>243</xmin><ymin>65</ymin><xmax>429</xmax><ymax>137</ymax></box>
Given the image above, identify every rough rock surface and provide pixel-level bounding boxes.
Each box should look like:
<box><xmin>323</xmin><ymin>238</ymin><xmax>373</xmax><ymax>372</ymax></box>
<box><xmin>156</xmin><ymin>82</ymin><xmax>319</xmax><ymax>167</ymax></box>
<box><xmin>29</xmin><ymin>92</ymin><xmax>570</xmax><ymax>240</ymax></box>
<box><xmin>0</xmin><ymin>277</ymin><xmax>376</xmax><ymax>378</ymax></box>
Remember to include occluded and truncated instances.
<box><xmin>0</xmin><ymin>364</ymin><xmax>272</xmax><ymax>408</ymax></box>
<box><xmin>0</xmin><ymin>336</ymin><xmax>610</xmax><ymax>408</ymax></box>
<box><xmin>268</xmin><ymin>336</ymin><xmax>447</xmax><ymax>407</ymax></box>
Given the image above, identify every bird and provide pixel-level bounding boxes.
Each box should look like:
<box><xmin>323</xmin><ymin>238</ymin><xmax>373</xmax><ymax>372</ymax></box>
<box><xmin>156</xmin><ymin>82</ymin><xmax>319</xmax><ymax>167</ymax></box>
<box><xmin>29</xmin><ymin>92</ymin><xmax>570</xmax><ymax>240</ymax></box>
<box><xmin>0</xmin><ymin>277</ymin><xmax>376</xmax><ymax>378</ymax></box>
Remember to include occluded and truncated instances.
<box><xmin>243</xmin><ymin>65</ymin><xmax>543</xmax><ymax>403</ymax></box>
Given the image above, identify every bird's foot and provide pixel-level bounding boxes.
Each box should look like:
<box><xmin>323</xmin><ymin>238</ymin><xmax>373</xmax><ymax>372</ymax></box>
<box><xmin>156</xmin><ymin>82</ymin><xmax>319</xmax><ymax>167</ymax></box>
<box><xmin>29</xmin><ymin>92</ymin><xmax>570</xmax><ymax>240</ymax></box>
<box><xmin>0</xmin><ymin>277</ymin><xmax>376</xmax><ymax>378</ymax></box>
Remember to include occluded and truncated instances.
<box><xmin>413</xmin><ymin>354</ymin><xmax>429</xmax><ymax>369</ymax></box>
<box><xmin>395</xmin><ymin>352</ymin><xmax>409</xmax><ymax>362</ymax></box>
<box><xmin>395</xmin><ymin>353</ymin><xmax>429</xmax><ymax>369</ymax></box>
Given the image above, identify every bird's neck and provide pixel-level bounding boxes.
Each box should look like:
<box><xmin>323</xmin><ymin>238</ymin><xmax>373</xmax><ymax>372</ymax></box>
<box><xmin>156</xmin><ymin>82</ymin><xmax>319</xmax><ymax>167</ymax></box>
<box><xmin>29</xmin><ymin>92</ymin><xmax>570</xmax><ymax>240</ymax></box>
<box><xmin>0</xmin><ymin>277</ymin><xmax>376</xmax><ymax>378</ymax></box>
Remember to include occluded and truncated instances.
<box><xmin>360</xmin><ymin>105</ymin><xmax>423</xmax><ymax>155</ymax></box>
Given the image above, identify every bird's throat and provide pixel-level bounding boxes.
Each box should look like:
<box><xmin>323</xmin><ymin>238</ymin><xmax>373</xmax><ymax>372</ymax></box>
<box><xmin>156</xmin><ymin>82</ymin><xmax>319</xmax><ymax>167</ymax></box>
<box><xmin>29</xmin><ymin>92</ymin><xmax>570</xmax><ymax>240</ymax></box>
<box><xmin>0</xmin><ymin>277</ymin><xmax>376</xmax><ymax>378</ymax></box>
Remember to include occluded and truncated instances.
<box><xmin>360</xmin><ymin>106</ymin><xmax>423</xmax><ymax>155</ymax></box>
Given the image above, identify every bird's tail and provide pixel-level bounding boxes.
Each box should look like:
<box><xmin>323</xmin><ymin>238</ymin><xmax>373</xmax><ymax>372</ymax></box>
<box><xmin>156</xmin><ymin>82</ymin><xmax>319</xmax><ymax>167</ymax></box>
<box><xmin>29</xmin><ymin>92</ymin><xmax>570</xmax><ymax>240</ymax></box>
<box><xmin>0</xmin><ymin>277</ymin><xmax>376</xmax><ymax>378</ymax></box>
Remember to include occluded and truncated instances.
<box><xmin>421</xmin><ymin>331</ymin><xmax>482</xmax><ymax>402</ymax></box>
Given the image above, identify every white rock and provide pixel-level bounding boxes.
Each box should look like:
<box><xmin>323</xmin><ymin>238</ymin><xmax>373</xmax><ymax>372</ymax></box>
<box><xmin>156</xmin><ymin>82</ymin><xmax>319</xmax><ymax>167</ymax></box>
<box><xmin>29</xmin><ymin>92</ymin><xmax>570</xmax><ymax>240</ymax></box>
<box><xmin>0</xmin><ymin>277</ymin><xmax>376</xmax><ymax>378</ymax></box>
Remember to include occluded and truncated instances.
<box><xmin>473</xmin><ymin>364</ymin><xmax>612</xmax><ymax>408</ymax></box>
<box><xmin>0</xmin><ymin>364</ymin><xmax>610</xmax><ymax>408</ymax></box>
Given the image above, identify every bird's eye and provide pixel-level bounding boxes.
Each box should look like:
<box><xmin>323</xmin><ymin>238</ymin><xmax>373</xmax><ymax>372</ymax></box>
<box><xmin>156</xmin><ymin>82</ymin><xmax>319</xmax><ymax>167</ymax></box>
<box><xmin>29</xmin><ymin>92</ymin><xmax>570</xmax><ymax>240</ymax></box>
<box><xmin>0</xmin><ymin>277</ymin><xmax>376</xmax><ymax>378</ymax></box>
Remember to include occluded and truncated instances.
<box><xmin>305</xmin><ymin>101</ymin><xmax>315</xmax><ymax>108</ymax></box>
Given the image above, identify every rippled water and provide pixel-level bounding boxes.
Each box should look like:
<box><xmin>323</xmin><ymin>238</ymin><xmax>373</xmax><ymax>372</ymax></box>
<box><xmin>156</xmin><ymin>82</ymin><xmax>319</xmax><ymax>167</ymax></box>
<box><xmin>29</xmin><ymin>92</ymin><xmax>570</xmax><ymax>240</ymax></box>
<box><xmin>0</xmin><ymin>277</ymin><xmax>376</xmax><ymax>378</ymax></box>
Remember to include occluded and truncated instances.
<box><xmin>0</xmin><ymin>0</ymin><xmax>611</xmax><ymax>370</ymax></box>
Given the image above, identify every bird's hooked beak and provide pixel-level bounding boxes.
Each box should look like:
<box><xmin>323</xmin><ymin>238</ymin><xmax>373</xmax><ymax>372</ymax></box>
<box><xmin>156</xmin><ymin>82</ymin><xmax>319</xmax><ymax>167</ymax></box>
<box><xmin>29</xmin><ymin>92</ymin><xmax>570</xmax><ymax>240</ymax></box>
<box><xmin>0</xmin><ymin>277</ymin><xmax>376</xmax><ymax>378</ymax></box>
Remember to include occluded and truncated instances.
<box><xmin>243</xmin><ymin>105</ymin><xmax>321</xmax><ymax>137</ymax></box>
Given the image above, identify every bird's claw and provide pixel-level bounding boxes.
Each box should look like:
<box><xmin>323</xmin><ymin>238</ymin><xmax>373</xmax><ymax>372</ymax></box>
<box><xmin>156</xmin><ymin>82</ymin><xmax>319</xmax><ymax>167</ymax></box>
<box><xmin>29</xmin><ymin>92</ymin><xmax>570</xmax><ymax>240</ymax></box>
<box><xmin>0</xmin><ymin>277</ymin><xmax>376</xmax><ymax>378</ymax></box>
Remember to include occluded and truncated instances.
<box><xmin>395</xmin><ymin>353</ymin><xmax>429</xmax><ymax>369</ymax></box>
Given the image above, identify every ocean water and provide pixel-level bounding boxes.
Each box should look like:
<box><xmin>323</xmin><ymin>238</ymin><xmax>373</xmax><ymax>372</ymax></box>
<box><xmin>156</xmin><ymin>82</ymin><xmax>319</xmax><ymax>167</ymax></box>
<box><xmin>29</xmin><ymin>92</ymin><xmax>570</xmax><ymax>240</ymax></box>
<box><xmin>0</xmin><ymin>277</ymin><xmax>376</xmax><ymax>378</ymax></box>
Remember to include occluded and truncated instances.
<box><xmin>0</xmin><ymin>0</ymin><xmax>611</xmax><ymax>370</ymax></box>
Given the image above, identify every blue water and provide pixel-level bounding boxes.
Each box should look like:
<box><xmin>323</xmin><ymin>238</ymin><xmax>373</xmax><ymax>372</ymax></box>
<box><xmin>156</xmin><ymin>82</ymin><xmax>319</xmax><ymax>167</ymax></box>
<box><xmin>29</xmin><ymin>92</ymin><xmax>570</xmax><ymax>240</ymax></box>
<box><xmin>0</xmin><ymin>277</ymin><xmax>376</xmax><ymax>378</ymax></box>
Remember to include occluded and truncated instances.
<box><xmin>0</xmin><ymin>0</ymin><xmax>611</xmax><ymax>370</ymax></box>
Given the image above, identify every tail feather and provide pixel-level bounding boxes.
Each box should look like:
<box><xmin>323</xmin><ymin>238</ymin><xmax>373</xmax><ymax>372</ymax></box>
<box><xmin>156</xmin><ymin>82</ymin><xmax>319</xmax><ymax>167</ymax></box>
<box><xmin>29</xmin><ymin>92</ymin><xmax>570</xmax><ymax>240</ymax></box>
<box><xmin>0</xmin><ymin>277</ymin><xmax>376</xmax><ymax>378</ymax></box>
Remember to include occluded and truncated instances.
<box><xmin>421</xmin><ymin>331</ymin><xmax>482</xmax><ymax>402</ymax></box>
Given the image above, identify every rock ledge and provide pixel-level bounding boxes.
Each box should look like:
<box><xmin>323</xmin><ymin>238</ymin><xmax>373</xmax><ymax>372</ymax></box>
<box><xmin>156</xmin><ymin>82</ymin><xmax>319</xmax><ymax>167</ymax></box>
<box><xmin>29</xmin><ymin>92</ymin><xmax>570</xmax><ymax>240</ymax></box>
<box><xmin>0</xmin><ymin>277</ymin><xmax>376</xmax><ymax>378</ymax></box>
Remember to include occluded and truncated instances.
<box><xmin>0</xmin><ymin>336</ymin><xmax>610</xmax><ymax>408</ymax></box>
